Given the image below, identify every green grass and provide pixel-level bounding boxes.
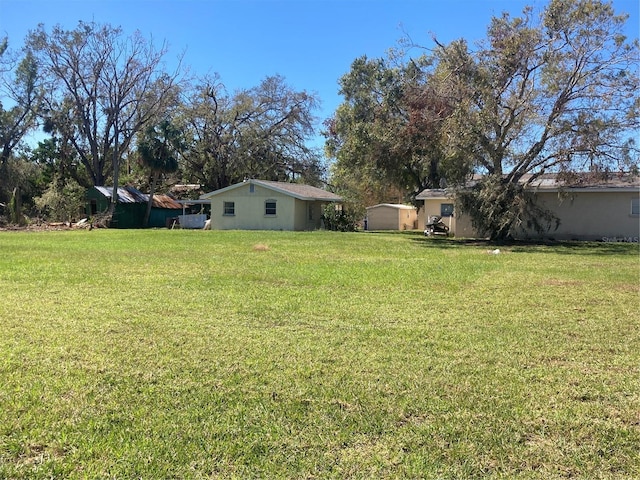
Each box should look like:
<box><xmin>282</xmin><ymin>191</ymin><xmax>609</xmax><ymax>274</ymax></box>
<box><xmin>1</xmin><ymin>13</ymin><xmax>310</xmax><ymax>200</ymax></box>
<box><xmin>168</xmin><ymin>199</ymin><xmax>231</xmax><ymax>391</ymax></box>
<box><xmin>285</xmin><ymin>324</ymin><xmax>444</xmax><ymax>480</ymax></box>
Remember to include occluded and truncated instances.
<box><xmin>0</xmin><ymin>230</ymin><xmax>638</xmax><ymax>479</ymax></box>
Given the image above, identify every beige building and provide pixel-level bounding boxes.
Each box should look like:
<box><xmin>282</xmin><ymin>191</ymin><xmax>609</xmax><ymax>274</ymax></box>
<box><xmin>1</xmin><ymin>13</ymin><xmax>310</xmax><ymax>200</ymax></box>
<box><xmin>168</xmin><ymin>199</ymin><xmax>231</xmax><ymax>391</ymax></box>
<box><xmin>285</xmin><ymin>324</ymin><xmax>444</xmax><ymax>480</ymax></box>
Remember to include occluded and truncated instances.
<box><xmin>200</xmin><ymin>179</ymin><xmax>342</xmax><ymax>231</ymax></box>
<box><xmin>365</xmin><ymin>204</ymin><xmax>418</xmax><ymax>231</ymax></box>
<box><xmin>416</xmin><ymin>174</ymin><xmax>640</xmax><ymax>241</ymax></box>
<box><xmin>416</xmin><ymin>189</ymin><xmax>475</xmax><ymax>237</ymax></box>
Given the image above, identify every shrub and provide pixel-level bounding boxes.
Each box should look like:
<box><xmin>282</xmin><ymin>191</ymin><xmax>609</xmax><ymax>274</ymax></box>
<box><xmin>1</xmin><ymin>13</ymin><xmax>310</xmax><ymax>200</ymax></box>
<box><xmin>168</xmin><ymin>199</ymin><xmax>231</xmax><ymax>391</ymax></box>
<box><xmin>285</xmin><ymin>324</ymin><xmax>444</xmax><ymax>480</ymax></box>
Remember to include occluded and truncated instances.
<box><xmin>322</xmin><ymin>203</ymin><xmax>359</xmax><ymax>231</ymax></box>
<box><xmin>35</xmin><ymin>177</ymin><xmax>86</xmax><ymax>222</ymax></box>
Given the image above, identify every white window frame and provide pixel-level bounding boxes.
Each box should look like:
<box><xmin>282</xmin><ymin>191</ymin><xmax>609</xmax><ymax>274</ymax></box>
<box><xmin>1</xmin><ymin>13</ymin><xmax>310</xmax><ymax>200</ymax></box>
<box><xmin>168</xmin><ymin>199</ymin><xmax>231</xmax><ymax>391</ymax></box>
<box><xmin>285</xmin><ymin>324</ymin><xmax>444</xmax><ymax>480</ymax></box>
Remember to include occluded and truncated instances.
<box><xmin>223</xmin><ymin>201</ymin><xmax>235</xmax><ymax>216</ymax></box>
<box><xmin>265</xmin><ymin>200</ymin><xmax>277</xmax><ymax>216</ymax></box>
<box><xmin>631</xmin><ymin>198</ymin><xmax>639</xmax><ymax>216</ymax></box>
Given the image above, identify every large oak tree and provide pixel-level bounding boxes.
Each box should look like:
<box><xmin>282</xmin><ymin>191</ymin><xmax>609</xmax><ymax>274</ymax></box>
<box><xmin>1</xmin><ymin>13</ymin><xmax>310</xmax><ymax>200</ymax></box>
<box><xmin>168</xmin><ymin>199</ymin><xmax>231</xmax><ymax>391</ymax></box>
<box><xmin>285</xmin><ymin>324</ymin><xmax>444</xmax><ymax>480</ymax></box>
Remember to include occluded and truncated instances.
<box><xmin>325</xmin><ymin>55</ymin><xmax>462</xmax><ymax>207</ymax></box>
<box><xmin>439</xmin><ymin>0</ymin><xmax>639</xmax><ymax>239</ymax></box>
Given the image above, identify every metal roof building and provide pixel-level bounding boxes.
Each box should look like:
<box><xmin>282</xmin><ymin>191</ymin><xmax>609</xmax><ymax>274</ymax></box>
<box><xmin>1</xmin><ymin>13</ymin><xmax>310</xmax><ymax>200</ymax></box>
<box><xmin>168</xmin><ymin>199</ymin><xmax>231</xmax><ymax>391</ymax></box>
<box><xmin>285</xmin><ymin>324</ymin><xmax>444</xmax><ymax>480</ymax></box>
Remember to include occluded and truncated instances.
<box><xmin>87</xmin><ymin>186</ymin><xmax>183</xmax><ymax>228</ymax></box>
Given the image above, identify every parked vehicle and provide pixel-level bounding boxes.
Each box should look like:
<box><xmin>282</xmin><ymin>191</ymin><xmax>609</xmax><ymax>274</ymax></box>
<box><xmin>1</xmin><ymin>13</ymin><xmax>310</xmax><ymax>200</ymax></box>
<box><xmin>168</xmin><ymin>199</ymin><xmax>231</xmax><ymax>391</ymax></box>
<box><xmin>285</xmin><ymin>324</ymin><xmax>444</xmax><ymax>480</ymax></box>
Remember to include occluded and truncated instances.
<box><xmin>424</xmin><ymin>215</ymin><xmax>450</xmax><ymax>236</ymax></box>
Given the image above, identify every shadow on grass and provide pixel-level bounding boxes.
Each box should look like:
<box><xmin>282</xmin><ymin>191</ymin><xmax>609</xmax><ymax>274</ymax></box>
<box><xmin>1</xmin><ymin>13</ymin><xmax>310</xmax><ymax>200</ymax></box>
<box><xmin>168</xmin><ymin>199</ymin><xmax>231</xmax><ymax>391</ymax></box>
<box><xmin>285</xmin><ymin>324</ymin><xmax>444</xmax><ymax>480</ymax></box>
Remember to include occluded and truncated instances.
<box><xmin>409</xmin><ymin>235</ymin><xmax>640</xmax><ymax>256</ymax></box>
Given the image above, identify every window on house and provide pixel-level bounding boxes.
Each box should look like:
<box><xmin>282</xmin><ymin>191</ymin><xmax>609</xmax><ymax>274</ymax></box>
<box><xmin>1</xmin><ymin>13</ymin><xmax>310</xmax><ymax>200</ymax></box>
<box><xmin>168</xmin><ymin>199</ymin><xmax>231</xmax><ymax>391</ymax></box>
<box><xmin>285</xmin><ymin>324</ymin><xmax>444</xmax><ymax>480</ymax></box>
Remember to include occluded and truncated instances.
<box><xmin>308</xmin><ymin>204</ymin><xmax>314</xmax><ymax>221</ymax></box>
<box><xmin>632</xmin><ymin>198</ymin><xmax>639</xmax><ymax>216</ymax></box>
<box><xmin>249</xmin><ymin>183</ymin><xmax>255</xmax><ymax>193</ymax></box>
<box><xmin>223</xmin><ymin>201</ymin><xmax>235</xmax><ymax>216</ymax></box>
<box><xmin>265</xmin><ymin>200</ymin><xmax>277</xmax><ymax>216</ymax></box>
<box><xmin>441</xmin><ymin>203</ymin><xmax>454</xmax><ymax>217</ymax></box>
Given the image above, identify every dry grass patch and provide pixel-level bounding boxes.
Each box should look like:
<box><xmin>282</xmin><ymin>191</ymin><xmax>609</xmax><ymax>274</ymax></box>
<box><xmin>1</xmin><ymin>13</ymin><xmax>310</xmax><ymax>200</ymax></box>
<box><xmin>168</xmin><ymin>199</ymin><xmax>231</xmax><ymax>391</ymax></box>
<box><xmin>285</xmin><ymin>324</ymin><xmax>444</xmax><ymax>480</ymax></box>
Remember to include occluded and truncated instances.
<box><xmin>541</xmin><ymin>278</ymin><xmax>585</xmax><ymax>287</ymax></box>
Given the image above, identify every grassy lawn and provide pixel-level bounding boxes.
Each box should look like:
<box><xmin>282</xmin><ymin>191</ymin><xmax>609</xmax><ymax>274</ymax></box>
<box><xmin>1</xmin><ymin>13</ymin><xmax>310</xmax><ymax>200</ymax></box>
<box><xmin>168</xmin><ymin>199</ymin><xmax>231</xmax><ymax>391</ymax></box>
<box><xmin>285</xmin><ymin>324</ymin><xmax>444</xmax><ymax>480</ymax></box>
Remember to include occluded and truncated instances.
<box><xmin>0</xmin><ymin>229</ymin><xmax>638</xmax><ymax>479</ymax></box>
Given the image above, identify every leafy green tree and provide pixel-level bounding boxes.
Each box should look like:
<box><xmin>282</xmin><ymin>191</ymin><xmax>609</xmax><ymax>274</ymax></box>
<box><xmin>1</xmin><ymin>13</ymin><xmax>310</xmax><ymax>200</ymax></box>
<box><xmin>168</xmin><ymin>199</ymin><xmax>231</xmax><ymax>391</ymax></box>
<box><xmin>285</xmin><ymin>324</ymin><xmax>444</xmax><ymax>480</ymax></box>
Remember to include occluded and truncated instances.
<box><xmin>434</xmin><ymin>0</ymin><xmax>639</xmax><ymax>240</ymax></box>
<box><xmin>30</xmin><ymin>137</ymin><xmax>89</xmax><ymax>191</ymax></box>
<box><xmin>325</xmin><ymin>55</ymin><xmax>464</xmax><ymax>208</ymax></box>
<box><xmin>137</xmin><ymin>119</ymin><xmax>182</xmax><ymax>227</ymax></box>
<box><xmin>181</xmin><ymin>75</ymin><xmax>325</xmax><ymax>191</ymax></box>
<box><xmin>326</xmin><ymin>151</ymin><xmax>407</xmax><ymax>210</ymax></box>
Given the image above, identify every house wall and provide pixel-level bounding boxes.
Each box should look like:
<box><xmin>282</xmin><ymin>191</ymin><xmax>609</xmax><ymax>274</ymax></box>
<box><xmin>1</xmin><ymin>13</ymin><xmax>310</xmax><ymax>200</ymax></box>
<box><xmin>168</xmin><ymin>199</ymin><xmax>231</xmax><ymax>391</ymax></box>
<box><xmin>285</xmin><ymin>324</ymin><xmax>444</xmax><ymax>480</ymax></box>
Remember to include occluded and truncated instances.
<box><xmin>422</xmin><ymin>199</ymin><xmax>475</xmax><ymax>237</ymax></box>
<box><xmin>149</xmin><ymin>208</ymin><xmax>182</xmax><ymax>228</ymax></box>
<box><xmin>416</xmin><ymin>207</ymin><xmax>425</xmax><ymax>231</ymax></box>
<box><xmin>518</xmin><ymin>191</ymin><xmax>640</xmax><ymax>241</ymax></box>
<box><xmin>308</xmin><ymin>201</ymin><xmax>325</xmax><ymax>230</ymax></box>
<box><xmin>293</xmin><ymin>199</ymin><xmax>326</xmax><ymax>231</ymax></box>
<box><xmin>422</xmin><ymin>190</ymin><xmax>640</xmax><ymax>240</ymax></box>
<box><xmin>214</xmin><ymin>184</ymin><xmax>291</xmax><ymax>230</ymax></box>
<box><xmin>367</xmin><ymin>205</ymin><xmax>417</xmax><ymax>230</ymax></box>
<box><xmin>207</xmin><ymin>183</ymin><xmax>333</xmax><ymax>231</ymax></box>
<box><xmin>86</xmin><ymin>188</ymin><xmax>110</xmax><ymax>217</ymax></box>
<box><xmin>112</xmin><ymin>204</ymin><xmax>145</xmax><ymax>229</ymax></box>
<box><xmin>86</xmin><ymin>188</ymin><xmax>144</xmax><ymax>228</ymax></box>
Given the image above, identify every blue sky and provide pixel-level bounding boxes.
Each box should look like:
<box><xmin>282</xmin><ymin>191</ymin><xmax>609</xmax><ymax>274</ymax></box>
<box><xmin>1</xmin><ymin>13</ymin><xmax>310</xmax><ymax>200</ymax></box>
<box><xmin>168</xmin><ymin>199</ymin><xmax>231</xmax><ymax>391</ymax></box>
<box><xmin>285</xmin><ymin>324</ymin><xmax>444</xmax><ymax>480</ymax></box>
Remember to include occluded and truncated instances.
<box><xmin>1</xmin><ymin>0</ymin><xmax>638</xmax><ymax>146</ymax></box>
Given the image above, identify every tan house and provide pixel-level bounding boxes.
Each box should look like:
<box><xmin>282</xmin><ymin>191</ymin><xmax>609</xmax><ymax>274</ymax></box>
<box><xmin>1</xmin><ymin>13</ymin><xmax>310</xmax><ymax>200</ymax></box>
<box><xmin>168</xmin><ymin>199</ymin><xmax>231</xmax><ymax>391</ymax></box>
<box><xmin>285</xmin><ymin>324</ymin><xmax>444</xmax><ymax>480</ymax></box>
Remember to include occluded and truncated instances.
<box><xmin>200</xmin><ymin>179</ymin><xmax>342</xmax><ymax>231</ymax></box>
<box><xmin>365</xmin><ymin>204</ymin><xmax>418</xmax><ymax>231</ymax></box>
<box><xmin>416</xmin><ymin>174</ymin><xmax>640</xmax><ymax>241</ymax></box>
<box><xmin>416</xmin><ymin>188</ymin><xmax>475</xmax><ymax>237</ymax></box>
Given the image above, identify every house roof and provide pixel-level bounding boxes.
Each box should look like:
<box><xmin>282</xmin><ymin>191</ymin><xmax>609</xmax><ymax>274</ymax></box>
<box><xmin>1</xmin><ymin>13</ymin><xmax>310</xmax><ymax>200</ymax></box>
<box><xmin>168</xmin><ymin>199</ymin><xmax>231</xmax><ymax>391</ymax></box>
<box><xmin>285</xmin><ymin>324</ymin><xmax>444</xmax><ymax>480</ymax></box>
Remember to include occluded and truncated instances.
<box><xmin>416</xmin><ymin>173</ymin><xmax>640</xmax><ymax>200</ymax></box>
<box><xmin>525</xmin><ymin>173</ymin><xmax>640</xmax><ymax>191</ymax></box>
<box><xmin>366</xmin><ymin>203</ymin><xmax>416</xmax><ymax>210</ymax></box>
<box><xmin>415</xmin><ymin>189</ymin><xmax>450</xmax><ymax>200</ymax></box>
<box><xmin>151</xmin><ymin>195</ymin><xmax>183</xmax><ymax>209</ymax></box>
<box><xmin>200</xmin><ymin>179</ymin><xmax>343</xmax><ymax>202</ymax></box>
<box><xmin>94</xmin><ymin>186</ymin><xmax>182</xmax><ymax>209</ymax></box>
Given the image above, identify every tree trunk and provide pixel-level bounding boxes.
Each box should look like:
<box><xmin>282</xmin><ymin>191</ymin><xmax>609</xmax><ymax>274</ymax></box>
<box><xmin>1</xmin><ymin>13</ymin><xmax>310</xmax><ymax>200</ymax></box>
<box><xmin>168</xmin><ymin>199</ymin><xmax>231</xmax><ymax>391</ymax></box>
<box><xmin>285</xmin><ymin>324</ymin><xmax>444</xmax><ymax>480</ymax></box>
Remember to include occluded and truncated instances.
<box><xmin>109</xmin><ymin>118</ymin><xmax>120</xmax><ymax>216</ymax></box>
<box><xmin>9</xmin><ymin>187</ymin><xmax>22</xmax><ymax>225</ymax></box>
<box><xmin>144</xmin><ymin>171</ymin><xmax>160</xmax><ymax>228</ymax></box>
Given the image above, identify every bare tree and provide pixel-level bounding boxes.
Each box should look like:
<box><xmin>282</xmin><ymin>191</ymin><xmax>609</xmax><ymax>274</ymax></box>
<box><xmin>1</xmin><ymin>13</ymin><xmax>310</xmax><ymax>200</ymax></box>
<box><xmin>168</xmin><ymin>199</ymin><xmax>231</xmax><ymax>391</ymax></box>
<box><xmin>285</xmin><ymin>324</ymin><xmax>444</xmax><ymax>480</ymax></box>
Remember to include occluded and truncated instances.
<box><xmin>181</xmin><ymin>75</ymin><xmax>325</xmax><ymax>191</ymax></box>
<box><xmin>0</xmin><ymin>40</ymin><xmax>42</xmax><ymax>165</ymax></box>
<box><xmin>0</xmin><ymin>38</ymin><xmax>43</xmax><ymax>220</ymax></box>
<box><xmin>27</xmin><ymin>21</ymin><xmax>183</xmax><ymax>212</ymax></box>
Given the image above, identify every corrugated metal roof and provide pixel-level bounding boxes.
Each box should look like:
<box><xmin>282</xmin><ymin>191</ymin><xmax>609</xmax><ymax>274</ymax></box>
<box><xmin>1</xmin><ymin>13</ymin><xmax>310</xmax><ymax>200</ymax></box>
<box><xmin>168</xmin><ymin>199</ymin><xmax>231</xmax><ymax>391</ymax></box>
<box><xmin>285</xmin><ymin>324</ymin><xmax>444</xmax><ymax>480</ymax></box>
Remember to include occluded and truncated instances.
<box><xmin>150</xmin><ymin>195</ymin><xmax>182</xmax><ymax>209</ymax></box>
<box><xmin>95</xmin><ymin>186</ymin><xmax>147</xmax><ymax>203</ymax></box>
<box><xmin>94</xmin><ymin>186</ymin><xmax>182</xmax><ymax>209</ymax></box>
